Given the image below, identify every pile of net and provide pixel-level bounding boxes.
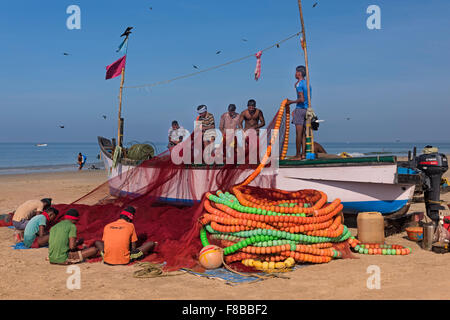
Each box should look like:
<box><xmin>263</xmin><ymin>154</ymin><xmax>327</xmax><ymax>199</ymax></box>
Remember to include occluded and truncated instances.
<box><xmin>126</xmin><ymin>143</ymin><xmax>155</xmax><ymax>160</ymax></box>
<box><xmin>200</xmin><ymin>186</ymin><xmax>351</xmax><ymax>273</ymax></box>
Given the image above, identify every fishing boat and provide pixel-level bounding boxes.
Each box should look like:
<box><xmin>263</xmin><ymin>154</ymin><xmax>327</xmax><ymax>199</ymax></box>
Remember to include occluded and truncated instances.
<box><xmin>35</xmin><ymin>143</ymin><xmax>47</xmax><ymax>147</ymax></box>
<box><xmin>98</xmin><ymin>2</ymin><xmax>420</xmax><ymax>218</ymax></box>
<box><xmin>98</xmin><ymin>136</ymin><xmax>419</xmax><ymax>216</ymax></box>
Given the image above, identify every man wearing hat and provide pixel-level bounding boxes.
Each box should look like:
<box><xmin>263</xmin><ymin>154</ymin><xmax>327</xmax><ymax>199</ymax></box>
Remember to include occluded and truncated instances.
<box><xmin>95</xmin><ymin>206</ymin><xmax>157</xmax><ymax>265</ymax></box>
<box><xmin>48</xmin><ymin>209</ymin><xmax>98</xmax><ymax>264</ymax></box>
<box><xmin>195</xmin><ymin>104</ymin><xmax>216</xmax><ymax>145</ymax></box>
<box><xmin>12</xmin><ymin>198</ymin><xmax>52</xmax><ymax>242</ymax></box>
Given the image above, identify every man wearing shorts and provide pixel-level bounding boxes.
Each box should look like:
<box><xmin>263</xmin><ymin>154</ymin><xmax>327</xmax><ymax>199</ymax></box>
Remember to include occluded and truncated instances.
<box><xmin>48</xmin><ymin>209</ymin><xmax>98</xmax><ymax>265</ymax></box>
<box><xmin>95</xmin><ymin>206</ymin><xmax>157</xmax><ymax>265</ymax></box>
<box><xmin>12</xmin><ymin>198</ymin><xmax>52</xmax><ymax>242</ymax></box>
<box><xmin>286</xmin><ymin>65</ymin><xmax>311</xmax><ymax>160</ymax></box>
<box><xmin>23</xmin><ymin>207</ymin><xmax>58</xmax><ymax>248</ymax></box>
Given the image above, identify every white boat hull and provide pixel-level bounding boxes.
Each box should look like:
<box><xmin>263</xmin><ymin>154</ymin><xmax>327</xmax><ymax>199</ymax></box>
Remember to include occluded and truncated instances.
<box><xmin>100</xmin><ymin>148</ymin><xmax>415</xmax><ymax>215</ymax></box>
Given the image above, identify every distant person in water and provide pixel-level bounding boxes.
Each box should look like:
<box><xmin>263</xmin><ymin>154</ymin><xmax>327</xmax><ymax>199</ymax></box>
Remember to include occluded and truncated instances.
<box><xmin>286</xmin><ymin>65</ymin><xmax>311</xmax><ymax>160</ymax></box>
<box><xmin>94</xmin><ymin>206</ymin><xmax>157</xmax><ymax>265</ymax></box>
<box><xmin>23</xmin><ymin>207</ymin><xmax>58</xmax><ymax>248</ymax></box>
<box><xmin>238</xmin><ymin>99</ymin><xmax>265</xmax><ymax>132</ymax></box>
<box><xmin>48</xmin><ymin>209</ymin><xmax>98</xmax><ymax>265</ymax></box>
<box><xmin>168</xmin><ymin>120</ymin><xmax>190</xmax><ymax>148</ymax></box>
<box><xmin>12</xmin><ymin>198</ymin><xmax>52</xmax><ymax>242</ymax></box>
<box><xmin>77</xmin><ymin>153</ymin><xmax>86</xmax><ymax>170</ymax></box>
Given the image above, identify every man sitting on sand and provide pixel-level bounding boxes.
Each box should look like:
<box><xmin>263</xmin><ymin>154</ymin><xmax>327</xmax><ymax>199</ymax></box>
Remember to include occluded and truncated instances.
<box><xmin>94</xmin><ymin>206</ymin><xmax>157</xmax><ymax>265</ymax></box>
<box><xmin>23</xmin><ymin>207</ymin><xmax>58</xmax><ymax>248</ymax></box>
<box><xmin>238</xmin><ymin>99</ymin><xmax>265</xmax><ymax>132</ymax></box>
<box><xmin>48</xmin><ymin>209</ymin><xmax>98</xmax><ymax>265</ymax></box>
<box><xmin>12</xmin><ymin>198</ymin><xmax>52</xmax><ymax>242</ymax></box>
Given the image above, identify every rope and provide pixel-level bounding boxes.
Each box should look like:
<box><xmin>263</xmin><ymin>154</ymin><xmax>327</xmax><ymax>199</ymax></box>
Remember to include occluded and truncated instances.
<box><xmin>124</xmin><ymin>31</ymin><xmax>301</xmax><ymax>89</ymax></box>
<box><xmin>132</xmin><ymin>262</ymin><xmax>186</xmax><ymax>278</ymax></box>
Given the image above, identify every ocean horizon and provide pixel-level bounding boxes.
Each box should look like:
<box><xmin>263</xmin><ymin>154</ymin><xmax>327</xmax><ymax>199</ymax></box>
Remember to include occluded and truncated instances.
<box><xmin>1</xmin><ymin>141</ymin><xmax>449</xmax><ymax>175</ymax></box>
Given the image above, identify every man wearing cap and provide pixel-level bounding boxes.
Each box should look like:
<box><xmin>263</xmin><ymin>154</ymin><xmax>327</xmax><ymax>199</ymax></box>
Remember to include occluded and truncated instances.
<box><xmin>286</xmin><ymin>65</ymin><xmax>312</xmax><ymax>160</ymax></box>
<box><xmin>12</xmin><ymin>198</ymin><xmax>52</xmax><ymax>242</ymax></box>
<box><xmin>195</xmin><ymin>104</ymin><xmax>216</xmax><ymax>145</ymax></box>
<box><xmin>238</xmin><ymin>99</ymin><xmax>265</xmax><ymax>132</ymax></box>
<box><xmin>94</xmin><ymin>206</ymin><xmax>157</xmax><ymax>265</ymax></box>
<box><xmin>48</xmin><ymin>209</ymin><xmax>98</xmax><ymax>265</ymax></box>
<box><xmin>23</xmin><ymin>207</ymin><xmax>58</xmax><ymax>248</ymax></box>
<box><xmin>168</xmin><ymin>120</ymin><xmax>190</xmax><ymax>148</ymax></box>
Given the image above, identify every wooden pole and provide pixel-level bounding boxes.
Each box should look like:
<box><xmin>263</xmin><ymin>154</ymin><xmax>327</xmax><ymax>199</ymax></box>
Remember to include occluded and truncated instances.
<box><xmin>117</xmin><ymin>67</ymin><xmax>125</xmax><ymax>147</ymax></box>
<box><xmin>296</xmin><ymin>0</ymin><xmax>315</xmax><ymax>157</ymax></box>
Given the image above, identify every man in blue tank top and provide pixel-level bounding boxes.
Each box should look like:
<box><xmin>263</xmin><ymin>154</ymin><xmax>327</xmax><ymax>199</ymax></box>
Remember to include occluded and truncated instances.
<box><xmin>286</xmin><ymin>65</ymin><xmax>311</xmax><ymax>160</ymax></box>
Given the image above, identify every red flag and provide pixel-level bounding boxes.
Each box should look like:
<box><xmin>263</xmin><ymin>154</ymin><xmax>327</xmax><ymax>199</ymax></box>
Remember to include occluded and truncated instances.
<box><xmin>105</xmin><ymin>55</ymin><xmax>126</xmax><ymax>80</ymax></box>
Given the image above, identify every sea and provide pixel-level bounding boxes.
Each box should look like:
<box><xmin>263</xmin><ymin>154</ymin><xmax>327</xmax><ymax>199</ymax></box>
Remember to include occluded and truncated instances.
<box><xmin>0</xmin><ymin>141</ymin><xmax>449</xmax><ymax>175</ymax></box>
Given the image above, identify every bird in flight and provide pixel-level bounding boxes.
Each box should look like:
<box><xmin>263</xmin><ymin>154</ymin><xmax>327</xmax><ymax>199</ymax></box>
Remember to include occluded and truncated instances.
<box><xmin>276</xmin><ymin>44</ymin><xmax>280</xmax><ymax>48</ymax></box>
<box><xmin>121</xmin><ymin>27</ymin><xmax>133</xmax><ymax>37</ymax></box>
<box><xmin>63</xmin><ymin>53</ymin><xmax>70</xmax><ymax>56</ymax></box>
<box><xmin>216</xmin><ymin>50</ymin><xmax>221</xmax><ymax>55</ymax></box>
<box><xmin>102</xmin><ymin>115</ymin><xmax>107</xmax><ymax>120</ymax></box>
<box><xmin>313</xmin><ymin>2</ymin><xmax>318</xmax><ymax>7</ymax></box>
<box><xmin>59</xmin><ymin>125</ymin><xmax>65</xmax><ymax>128</ymax></box>
<box><xmin>345</xmin><ymin>117</ymin><xmax>351</xmax><ymax>121</ymax></box>
<box><xmin>241</xmin><ymin>38</ymin><xmax>248</xmax><ymax>42</ymax></box>
<box><xmin>149</xmin><ymin>7</ymin><xmax>152</xmax><ymax>10</ymax></box>
<box><xmin>192</xmin><ymin>65</ymin><xmax>199</xmax><ymax>69</ymax></box>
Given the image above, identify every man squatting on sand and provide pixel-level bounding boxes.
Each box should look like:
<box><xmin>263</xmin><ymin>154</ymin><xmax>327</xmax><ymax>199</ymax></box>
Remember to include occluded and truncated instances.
<box><xmin>12</xmin><ymin>198</ymin><xmax>52</xmax><ymax>242</ymax></box>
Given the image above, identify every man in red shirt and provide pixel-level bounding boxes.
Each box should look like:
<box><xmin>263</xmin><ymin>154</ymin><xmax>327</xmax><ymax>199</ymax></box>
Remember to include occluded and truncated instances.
<box><xmin>95</xmin><ymin>206</ymin><xmax>157</xmax><ymax>265</ymax></box>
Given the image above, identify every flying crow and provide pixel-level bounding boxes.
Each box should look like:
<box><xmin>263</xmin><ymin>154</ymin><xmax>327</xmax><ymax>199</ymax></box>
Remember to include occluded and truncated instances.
<box><xmin>121</xmin><ymin>27</ymin><xmax>133</xmax><ymax>37</ymax></box>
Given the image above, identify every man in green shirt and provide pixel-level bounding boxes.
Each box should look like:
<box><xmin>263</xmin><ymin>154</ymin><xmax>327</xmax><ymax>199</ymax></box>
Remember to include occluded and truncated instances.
<box><xmin>48</xmin><ymin>209</ymin><xmax>98</xmax><ymax>265</ymax></box>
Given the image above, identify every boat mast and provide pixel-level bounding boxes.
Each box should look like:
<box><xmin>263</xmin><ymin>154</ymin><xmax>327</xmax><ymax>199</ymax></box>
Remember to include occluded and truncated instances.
<box><xmin>117</xmin><ymin>33</ymin><xmax>130</xmax><ymax>148</ymax></box>
<box><xmin>296</xmin><ymin>0</ymin><xmax>315</xmax><ymax>157</ymax></box>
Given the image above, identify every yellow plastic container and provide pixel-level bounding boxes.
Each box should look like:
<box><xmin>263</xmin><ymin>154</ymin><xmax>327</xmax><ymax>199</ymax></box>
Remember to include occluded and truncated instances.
<box><xmin>357</xmin><ymin>212</ymin><xmax>385</xmax><ymax>244</ymax></box>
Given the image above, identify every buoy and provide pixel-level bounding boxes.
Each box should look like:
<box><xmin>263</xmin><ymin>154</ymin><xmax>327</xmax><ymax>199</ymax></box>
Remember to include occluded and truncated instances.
<box><xmin>198</xmin><ymin>245</ymin><xmax>223</xmax><ymax>269</ymax></box>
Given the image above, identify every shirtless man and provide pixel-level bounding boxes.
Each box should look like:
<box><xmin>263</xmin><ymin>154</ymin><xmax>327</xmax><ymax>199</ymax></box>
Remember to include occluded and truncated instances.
<box><xmin>238</xmin><ymin>99</ymin><xmax>265</xmax><ymax>132</ymax></box>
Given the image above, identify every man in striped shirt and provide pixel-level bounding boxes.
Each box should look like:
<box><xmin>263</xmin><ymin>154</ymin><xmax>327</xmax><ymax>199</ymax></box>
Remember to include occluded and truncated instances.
<box><xmin>196</xmin><ymin>104</ymin><xmax>216</xmax><ymax>145</ymax></box>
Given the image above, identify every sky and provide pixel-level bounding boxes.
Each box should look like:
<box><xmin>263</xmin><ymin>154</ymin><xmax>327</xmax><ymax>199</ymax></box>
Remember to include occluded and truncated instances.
<box><xmin>1</xmin><ymin>0</ymin><xmax>449</xmax><ymax>143</ymax></box>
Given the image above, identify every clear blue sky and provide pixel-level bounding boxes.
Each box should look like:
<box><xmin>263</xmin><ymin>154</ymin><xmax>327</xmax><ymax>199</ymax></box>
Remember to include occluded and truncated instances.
<box><xmin>1</xmin><ymin>0</ymin><xmax>449</xmax><ymax>143</ymax></box>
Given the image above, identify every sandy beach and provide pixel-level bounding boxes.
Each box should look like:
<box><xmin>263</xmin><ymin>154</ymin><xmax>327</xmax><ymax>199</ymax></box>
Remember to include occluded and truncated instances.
<box><xmin>0</xmin><ymin>164</ymin><xmax>449</xmax><ymax>300</ymax></box>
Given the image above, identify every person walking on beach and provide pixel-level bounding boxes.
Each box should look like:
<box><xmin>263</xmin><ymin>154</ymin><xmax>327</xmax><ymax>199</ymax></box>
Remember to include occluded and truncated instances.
<box><xmin>286</xmin><ymin>65</ymin><xmax>311</xmax><ymax>160</ymax></box>
<box><xmin>94</xmin><ymin>206</ymin><xmax>157</xmax><ymax>265</ymax></box>
<box><xmin>238</xmin><ymin>99</ymin><xmax>265</xmax><ymax>132</ymax></box>
<box><xmin>48</xmin><ymin>209</ymin><xmax>98</xmax><ymax>265</ymax></box>
<box><xmin>77</xmin><ymin>153</ymin><xmax>86</xmax><ymax>170</ymax></box>
<box><xmin>23</xmin><ymin>207</ymin><xmax>58</xmax><ymax>248</ymax></box>
<box><xmin>12</xmin><ymin>198</ymin><xmax>52</xmax><ymax>243</ymax></box>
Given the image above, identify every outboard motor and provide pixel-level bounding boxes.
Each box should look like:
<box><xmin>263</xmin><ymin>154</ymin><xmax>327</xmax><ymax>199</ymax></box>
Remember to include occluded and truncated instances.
<box><xmin>416</xmin><ymin>147</ymin><xmax>448</xmax><ymax>224</ymax></box>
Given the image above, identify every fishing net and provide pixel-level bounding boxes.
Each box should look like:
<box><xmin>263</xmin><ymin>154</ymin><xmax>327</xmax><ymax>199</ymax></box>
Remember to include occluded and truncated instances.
<box><xmin>3</xmin><ymin>101</ymin><xmax>352</xmax><ymax>272</ymax></box>
<box><xmin>43</xmin><ymin>103</ymin><xmax>289</xmax><ymax>271</ymax></box>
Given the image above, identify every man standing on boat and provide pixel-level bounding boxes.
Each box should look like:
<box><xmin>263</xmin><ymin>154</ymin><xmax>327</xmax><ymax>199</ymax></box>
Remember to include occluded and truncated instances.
<box><xmin>286</xmin><ymin>65</ymin><xmax>311</xmax><ymax>160</ymax></box>
<box><xmin>219</xmin><ymin>103</ymin><xmax>240</xmax><ymax>142</ymax></box>
<box><xmin>195</xmin><ymin>105</ymin><xmax>216</xmax><ymax>145</ymax></box>
<box><xmin>168</xmin><ymin>120</ymin><xmax>190</xmax><ymax>148</ymax></box>
<box><xmin>238</xmin><ymin>99</ymin><xmax>265</xmax><ymax>132</ymax></box>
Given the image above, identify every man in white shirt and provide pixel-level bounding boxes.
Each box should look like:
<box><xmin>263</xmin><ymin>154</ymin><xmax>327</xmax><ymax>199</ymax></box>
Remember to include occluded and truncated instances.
<box><xmin>168</xmin><ymin>120</ymin><xmax>190</xmax><ymax>148</ymax></box>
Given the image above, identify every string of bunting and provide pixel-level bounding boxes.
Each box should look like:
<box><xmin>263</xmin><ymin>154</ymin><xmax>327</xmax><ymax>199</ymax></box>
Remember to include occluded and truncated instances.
<box><xmin>124</xmin><ymin>31</ymin><xmax>302</xmax><ymax>90</ymax></box>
